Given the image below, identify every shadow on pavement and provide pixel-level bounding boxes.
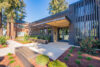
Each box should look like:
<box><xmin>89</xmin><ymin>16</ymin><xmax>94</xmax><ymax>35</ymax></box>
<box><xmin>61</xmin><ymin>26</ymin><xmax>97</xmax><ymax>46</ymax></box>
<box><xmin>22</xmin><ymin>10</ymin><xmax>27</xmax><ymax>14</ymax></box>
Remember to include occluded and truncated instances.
<box><xmin>0</xmin><ymin>57</ymin><xmax>4</xmax><ymax>62</ymax></box>
<box><xmin>0</xmin><ymin>65</ymin><xmax>6</xmax><ymax>67</ymax></box>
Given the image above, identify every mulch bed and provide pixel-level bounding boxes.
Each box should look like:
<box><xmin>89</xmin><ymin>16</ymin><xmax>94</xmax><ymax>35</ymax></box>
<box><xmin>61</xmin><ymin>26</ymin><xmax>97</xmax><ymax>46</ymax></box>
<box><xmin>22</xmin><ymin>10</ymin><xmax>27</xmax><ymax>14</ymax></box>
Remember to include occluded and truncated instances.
<box><xmin>58</xmin><ymin>47</ymin><xmax>100</xmax><ymax>67</ymax></box>
<box><xmin>1</xmin><ymin>47</ymin><xmax>100</xmax><ymax>67</ymax></box>
<box><xmin>0</xmin><ymin>55</ymin><xmax>24</xmax><ymax>67</ymax></box>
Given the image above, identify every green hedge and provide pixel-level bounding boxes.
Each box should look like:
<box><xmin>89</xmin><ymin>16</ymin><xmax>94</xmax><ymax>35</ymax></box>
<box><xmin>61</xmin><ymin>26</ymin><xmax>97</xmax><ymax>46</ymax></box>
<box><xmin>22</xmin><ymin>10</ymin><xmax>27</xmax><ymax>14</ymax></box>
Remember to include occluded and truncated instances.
<box><xmin>30</xmin><ymin>35</ymin><xmax>51</xmax><ymax>42</ymax></box>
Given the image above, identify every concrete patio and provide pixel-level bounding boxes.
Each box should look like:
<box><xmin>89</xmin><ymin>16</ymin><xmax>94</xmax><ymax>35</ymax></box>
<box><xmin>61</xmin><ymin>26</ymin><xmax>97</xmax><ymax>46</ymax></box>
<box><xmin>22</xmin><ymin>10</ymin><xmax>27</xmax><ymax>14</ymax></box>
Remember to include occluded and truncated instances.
<box><xmin>29</xmin><ymin>42</ymin><xmax>71</xmax><ymax>60</ymax></box>
<box><xmin>0</xmin><ymin>40</ymin><xmax>71</xmax><ymax>60</ymax></box>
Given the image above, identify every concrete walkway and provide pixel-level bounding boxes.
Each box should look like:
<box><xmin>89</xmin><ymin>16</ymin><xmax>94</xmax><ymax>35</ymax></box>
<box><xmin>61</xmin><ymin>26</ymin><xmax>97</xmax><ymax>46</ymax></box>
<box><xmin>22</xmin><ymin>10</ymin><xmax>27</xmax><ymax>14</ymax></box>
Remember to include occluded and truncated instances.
<box><xmin>0</xmin><ymin>40</ymin><xmax>71</xmax><ymax>60</ymax></box>
<box><xmin>29</xmin><ymin>42</ymin><xmax>71</xmax><ymax>60</ymax></box>
<box><xmin>0</xmin><ymin>40</ymin><xmax>38</xmax><ymax>56</ymax></box>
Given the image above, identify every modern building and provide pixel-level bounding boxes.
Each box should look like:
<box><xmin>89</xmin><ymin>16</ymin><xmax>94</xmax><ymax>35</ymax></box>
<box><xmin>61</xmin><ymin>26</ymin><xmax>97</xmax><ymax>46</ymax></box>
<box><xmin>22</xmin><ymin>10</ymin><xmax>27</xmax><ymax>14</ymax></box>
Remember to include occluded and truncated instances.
<box><xmin>29</xmin><ymin>0</ymin><xmax>100</xmax><ymax>45</ymax></box>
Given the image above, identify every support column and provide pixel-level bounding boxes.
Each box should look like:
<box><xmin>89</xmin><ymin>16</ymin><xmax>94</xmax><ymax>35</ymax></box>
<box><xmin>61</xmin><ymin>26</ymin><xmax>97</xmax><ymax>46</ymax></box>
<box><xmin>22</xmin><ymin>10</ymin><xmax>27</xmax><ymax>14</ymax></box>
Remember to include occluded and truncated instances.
<box><xmin>52</xmin><ymin>26</ymin><xmax>58</xmax><ymax>42</ymax></box>
<box><xmin>69</xmin><ymin>23</ymin><xmax>75</xmax><ymax>44</ymax></box>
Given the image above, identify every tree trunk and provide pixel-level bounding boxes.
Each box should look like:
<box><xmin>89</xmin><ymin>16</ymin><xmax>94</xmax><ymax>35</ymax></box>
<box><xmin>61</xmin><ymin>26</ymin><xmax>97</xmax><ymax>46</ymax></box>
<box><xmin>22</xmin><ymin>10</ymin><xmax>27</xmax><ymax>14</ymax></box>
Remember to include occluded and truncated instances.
<box><xmin>11</xmin><ymin>17</ymin><xmax>16</xmax><ymax>40</ymax></box>
<box><xmin>0</xmin><ymin>12</ymin><xmax>3</xmax><ymax>36</ymax></box>
<box><xmin>7</xmin><ymin>21</ymin><xmax>11</xmax><ymax>37</ymax></box>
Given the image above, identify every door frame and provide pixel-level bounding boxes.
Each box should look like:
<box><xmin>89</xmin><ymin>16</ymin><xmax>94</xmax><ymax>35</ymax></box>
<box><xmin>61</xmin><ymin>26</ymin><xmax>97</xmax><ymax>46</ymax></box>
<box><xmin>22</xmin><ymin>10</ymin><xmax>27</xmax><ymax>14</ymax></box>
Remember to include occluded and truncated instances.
<box><xmin>58</xmin><ymin>27</ymin><xmax>69</xmax><ymax>42</ymax></box>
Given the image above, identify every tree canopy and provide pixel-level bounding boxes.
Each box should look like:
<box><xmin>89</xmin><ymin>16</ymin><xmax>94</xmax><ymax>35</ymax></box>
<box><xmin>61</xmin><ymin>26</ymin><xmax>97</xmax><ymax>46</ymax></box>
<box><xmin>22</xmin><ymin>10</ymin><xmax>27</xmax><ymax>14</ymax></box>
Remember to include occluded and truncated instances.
<box><xmin>0</xmin><ymin>0</ymin><xmax>25</xmax><ymax>37</ymax></box>
<box><xmin>3</xmin><ymin>0</ymin><xmax>26</xmax><ymax>23</ymax></box>
<box><xmin>48</xmin><ymin>0</ymin><xmax>68</xmax><ymax>15</ymax></box>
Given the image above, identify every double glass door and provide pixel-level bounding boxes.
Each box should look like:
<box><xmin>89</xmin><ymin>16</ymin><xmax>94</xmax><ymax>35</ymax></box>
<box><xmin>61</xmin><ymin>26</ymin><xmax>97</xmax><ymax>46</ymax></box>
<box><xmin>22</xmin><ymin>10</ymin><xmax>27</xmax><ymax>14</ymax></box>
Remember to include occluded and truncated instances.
<box><xmin>58</xmin><ymin>28</ymin><xmax>69</xmax><ymax>42</ymax></box>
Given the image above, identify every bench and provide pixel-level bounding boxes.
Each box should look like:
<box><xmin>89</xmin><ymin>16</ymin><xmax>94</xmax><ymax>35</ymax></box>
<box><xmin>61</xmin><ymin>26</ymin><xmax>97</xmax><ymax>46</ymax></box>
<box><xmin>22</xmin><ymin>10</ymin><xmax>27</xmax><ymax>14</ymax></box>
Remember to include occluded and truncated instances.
<box><xmin>29</xmin><ymin>38</ymin><xmax>48</xmax><ymax>44</ymax></box>
<box><xmin>15</xmin><ymin>47</ymin><xmax>39</xmax><ymax>67</ymax></box>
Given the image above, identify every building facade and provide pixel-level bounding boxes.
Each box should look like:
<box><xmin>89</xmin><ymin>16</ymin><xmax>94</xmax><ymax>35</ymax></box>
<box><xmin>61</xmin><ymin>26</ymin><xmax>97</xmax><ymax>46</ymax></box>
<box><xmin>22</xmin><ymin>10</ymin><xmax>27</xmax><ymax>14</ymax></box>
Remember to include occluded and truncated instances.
<box><xmin>29</xmin><ymin>0</ymin><xmax>100</xmax><ymax>45</ymax></box>
<box><xmin>69</xmin><ymin>0</ymin><xmax>100</xmax><ymax>44</ymax></box>
<box><xmin>7</xmin><ymin>20</ymin><xmax>29</xmax><ymax>39</ymax></box>
<box><xmin>16</xmin><ymin>22</ymin><xmax>29</xmax><ymax>37</ymax></box>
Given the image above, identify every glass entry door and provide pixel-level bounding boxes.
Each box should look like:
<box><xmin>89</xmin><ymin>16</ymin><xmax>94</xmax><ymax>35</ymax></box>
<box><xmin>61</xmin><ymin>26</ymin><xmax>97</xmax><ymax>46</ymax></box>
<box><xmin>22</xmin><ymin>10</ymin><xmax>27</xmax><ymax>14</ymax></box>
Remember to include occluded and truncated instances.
<box><xmin>58</xmin><ymin>28</ymin><xmax>69</xmax><ymax>42</ymax></box>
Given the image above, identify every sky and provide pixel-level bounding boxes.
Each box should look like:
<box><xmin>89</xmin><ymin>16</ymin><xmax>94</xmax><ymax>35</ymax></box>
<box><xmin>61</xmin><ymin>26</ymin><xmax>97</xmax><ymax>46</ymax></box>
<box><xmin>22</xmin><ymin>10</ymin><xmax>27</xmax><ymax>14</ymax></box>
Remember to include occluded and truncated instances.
<box><xmin>24</xmin><ymin>0</ymin><xmax>79</xmax><ymax>23</ymax></box>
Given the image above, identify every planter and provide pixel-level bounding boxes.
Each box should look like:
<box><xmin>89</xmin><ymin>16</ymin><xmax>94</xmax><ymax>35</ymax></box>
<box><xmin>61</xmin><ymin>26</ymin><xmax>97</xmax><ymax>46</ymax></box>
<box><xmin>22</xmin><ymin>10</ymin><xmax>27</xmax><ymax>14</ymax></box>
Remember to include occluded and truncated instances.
<box><xmin>29</xmin><ymin>38</ymin><xmax>48</xmax><ymax>44</ymax></box>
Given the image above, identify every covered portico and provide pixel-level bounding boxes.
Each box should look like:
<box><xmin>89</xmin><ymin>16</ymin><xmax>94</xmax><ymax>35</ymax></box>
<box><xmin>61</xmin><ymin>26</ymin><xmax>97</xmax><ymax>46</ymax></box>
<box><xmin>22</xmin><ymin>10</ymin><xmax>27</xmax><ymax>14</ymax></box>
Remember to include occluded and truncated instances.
<box><xmin>46</xmin><ymin>17</ymin><xmax>70</xmax><ymax>42</ymax></box>
<box><xmin>29</xmin><ymin>11</ymin><xmax>71</xmax><ymax>42</ymax></box>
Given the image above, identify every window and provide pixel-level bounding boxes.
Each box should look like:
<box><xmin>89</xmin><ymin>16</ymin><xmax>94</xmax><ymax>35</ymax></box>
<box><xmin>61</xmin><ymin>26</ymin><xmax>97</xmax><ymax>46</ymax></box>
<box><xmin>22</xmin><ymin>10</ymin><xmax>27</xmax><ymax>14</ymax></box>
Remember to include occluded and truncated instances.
<box><xmin>17</xmin><ymin>24</ymin><xmax>25</xmax><ymax>28</ymax></box>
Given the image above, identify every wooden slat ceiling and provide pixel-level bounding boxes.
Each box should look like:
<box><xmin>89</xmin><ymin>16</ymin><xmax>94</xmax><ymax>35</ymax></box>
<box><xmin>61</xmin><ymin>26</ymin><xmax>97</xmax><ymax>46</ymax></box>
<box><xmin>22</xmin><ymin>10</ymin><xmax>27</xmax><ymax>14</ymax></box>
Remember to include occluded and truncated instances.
<box><xmin>46</xmin><ymin>19</ymin><xmax>70</xmax><ymax>27</ymax></box>
<box><xmin>29</xmin><ymin>24</ymin><xmax>51</xmax><ymax>29</ymax></box>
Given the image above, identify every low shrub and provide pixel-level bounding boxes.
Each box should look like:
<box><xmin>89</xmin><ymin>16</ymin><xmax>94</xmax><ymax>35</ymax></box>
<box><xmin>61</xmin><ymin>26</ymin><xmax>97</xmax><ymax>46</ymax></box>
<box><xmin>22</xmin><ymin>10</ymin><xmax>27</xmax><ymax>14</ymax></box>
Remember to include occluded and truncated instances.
<box><xmin>24</xmin><ymin>34</ymin><xmax>30</xmax><ymax>41</ymax></box>
<box><xmin>72</xmin><ymin>46</ymin><xmax>76</xmax><ymax>49</ymax></box>
<box><xmin>75</xmin><ymin>59</ymin><xmax>81</xmax><ymax>65</ymax></box>
<box><xmin>78</xmin><ymin>55</ymin><xmax>83</xmax><ymax>59</ymax></box>
<box><xmin>9</xmin><ymin>57</ymin><xmax>14</xmax><ymax>60</ymax></box>
<box><xmin>9</xmin><ymin>60</ymin><xmax>15</xmax><ymax>64</ymax></box>
<box><xmin>36</xmin><ymin>54</ymin><xmax>49</xmax><ymax>66</ymax></box>
<box><xmin>93</xmin><ymin>39</ymin><xmax>100</xmax><ymax>49</ymax></box>
<box><xmin>2</xmin><ymin>45</ymin><xmax>7</xmax><ymax>47</ymax></box>
<box><xmin>69</xmin><ymin>49</ymin><xmax>73</xmax><ymax>53</ymax></box>
<box><xmin>80</xmin><ymin>38</ymin><xmax>96</xmax><ymax>55</ymax></box>
<box><xmin>48</xmin><ymin>60</ymin><xmax>68</xmax><ymax>67</ymax></box>
<box><xmin>77</xmin><ymin>51</ymin><xmax>82</xmax><ymax>55</ymax></box>
<box><xmin>64</xmin><ymin>57</ymin><xmax>69</xmax><ymax>61</ymax></box>
<box><xmin>67</xmin><ymin>54</ymin><xmax>71</xmax><ymax>57</ymax></box>
<box><xmin>44</xmin><ymin>36</ymin><xmax>51</xmax><ymax>41</ymax></box>
<box><xmin>0</xmin><ymin>36</ymin><xmax>7</xmax><ymax>45</ymax></box>
<box><xmin>86</xmin><ymin>57</ymin><xmax>92</xmax><ymax>61</ymax></box>
<box><xmin>38</xmin><ymin>35</ymin><xmax>51</xmax><ymax>42</ymax></box>
<box><xmin>31</xmin><ymin>35</ymin><xmax>51</xmax><ymax>42</ymax></box>
<box><xmin>31</xmin><ymin>36</ymin><xmax>38</xmax><ymax>40</ymax></box>
<box><xmin>8</xmin><ymin>53</ymin><xmax>12</xmax><ymax>56</ymax></box>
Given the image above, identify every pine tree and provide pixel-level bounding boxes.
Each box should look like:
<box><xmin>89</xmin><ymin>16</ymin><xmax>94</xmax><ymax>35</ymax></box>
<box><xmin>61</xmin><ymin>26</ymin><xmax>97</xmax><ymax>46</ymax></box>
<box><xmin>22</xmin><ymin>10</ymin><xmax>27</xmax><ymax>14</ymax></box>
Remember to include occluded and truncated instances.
<box><xmin>5</xmin><ymin>0</ymin><xmax>25</xmax><ymax>39</ymax></box>
<box><xmin>48</xmin><ymin>0</ymin><xmax>68</xmax><ymax>15</ymax></box>
<box><xmin>0</xmin><ymin>0</ymin><xmax>25</xmax><ymax>39</ymax></box>
<box><xmin>0</xmin><ymin>0</ymin><xmax>10</xmax><ymax>36</ymax></box>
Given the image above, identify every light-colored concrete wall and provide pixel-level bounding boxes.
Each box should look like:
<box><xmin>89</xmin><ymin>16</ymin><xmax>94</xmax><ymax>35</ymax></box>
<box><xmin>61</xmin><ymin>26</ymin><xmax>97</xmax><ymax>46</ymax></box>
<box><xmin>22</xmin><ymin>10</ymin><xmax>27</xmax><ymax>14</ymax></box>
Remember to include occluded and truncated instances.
<box><xmin>52</xmin><ymin>26</ymin><xmax>58</xmax><ymax>42</ymax></box>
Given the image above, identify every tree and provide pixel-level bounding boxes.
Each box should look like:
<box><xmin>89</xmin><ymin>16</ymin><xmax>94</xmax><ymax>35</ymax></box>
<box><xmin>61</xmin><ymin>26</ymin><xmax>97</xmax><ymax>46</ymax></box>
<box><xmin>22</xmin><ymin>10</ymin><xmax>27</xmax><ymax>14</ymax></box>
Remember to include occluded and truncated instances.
<box><xmin>0</xmin><ymin>0</ymin><xmax>10</xmax><ymax>36</ymax></box>
<box><xmin>4</xmin><ymin>0</ymin><xmax>25</xmax><ymax>39</ymax></box>
<box><xmin>48</xmin><ymin>0</ymin><xmax>68</xmax><ymax>15</ymax></box>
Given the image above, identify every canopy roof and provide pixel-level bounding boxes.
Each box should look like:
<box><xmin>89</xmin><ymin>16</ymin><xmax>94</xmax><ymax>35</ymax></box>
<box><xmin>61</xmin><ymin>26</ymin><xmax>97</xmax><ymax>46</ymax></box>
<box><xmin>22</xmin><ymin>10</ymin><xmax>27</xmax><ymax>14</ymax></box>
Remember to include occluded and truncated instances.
<box><xmin>29</xmin><ymin>10</ymin><xmax>71</xmax><ymax>28</ymax></box>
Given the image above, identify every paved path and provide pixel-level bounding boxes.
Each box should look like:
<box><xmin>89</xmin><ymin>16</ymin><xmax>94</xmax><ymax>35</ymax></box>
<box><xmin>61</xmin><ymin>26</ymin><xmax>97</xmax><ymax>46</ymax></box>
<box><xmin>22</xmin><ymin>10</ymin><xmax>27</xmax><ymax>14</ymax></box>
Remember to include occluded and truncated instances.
<box><xmin>0</xmin><ymin>40</ymin><xmax>37</xmax><ymax>57</ymax></box>
<box><xmin>29</xmin><ymin>42</ymin><xmax>71</xmax><ymax>60</ymax></box>
<box><xmin>0</xmin><ymin>40</ymin><xmax>71</xmax><ymax>60</ymax></box>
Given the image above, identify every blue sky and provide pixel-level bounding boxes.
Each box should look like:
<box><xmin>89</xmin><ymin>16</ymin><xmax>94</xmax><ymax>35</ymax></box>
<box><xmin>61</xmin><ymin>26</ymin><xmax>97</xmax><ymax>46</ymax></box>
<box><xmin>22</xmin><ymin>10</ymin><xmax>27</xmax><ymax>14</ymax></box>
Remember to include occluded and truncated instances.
<box><xmin>24</xmin><ymin>0</ymin><xmax>79</xmax><ymax>22</ymax></box>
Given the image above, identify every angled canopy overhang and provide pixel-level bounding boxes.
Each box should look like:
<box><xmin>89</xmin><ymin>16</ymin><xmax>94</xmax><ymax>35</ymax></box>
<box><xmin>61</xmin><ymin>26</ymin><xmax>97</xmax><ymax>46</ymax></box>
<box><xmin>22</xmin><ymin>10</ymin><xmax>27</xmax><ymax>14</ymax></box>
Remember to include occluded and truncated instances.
<box><xmin>29</xmin><ymin>10</ymin><xmax>71</xmax><ymax>28</ymax></box>
<box><xmin>46</xmin><ymin>17</ymin><xmax>70</xmax><ymax>27</ymax></box>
